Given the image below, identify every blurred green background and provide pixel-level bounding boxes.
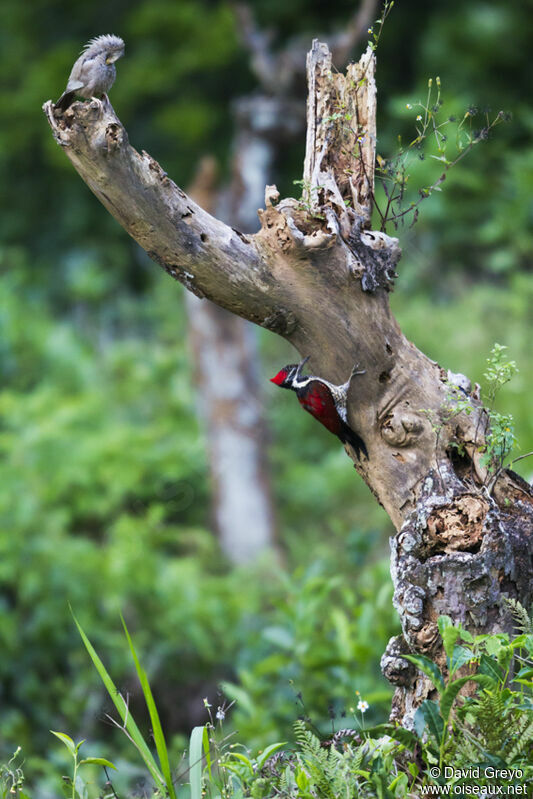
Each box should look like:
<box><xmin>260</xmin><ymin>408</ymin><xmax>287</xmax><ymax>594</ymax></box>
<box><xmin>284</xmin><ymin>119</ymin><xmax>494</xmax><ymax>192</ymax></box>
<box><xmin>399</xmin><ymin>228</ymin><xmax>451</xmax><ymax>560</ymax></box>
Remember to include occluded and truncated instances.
<box><xmin>1</xmin><ymin>0</ymin><xmax>531</xmax><ymax>794</ymax></box>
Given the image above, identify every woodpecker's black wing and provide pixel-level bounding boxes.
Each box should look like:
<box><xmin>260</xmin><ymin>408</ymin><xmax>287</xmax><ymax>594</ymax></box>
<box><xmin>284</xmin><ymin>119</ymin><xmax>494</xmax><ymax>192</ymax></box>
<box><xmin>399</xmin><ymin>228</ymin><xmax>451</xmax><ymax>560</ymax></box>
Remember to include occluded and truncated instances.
<box><xmin>338</xmin><ymin>422</ymin><xmax>368</xmax><ymax>461</ymax></box>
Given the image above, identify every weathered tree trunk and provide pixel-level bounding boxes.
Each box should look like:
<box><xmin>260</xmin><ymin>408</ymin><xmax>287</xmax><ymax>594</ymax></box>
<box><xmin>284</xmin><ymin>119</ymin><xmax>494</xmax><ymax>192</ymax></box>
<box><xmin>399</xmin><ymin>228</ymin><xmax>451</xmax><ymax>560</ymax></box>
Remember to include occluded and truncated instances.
<box><xmin>43</xmin><ymin>40</ymin><xmax>532</xmax><ymax>726</ymax></box>
<box><xmin>186</xmin><ymin>158</ymin><xmax>276</xmax><ymax>565</ymax></box>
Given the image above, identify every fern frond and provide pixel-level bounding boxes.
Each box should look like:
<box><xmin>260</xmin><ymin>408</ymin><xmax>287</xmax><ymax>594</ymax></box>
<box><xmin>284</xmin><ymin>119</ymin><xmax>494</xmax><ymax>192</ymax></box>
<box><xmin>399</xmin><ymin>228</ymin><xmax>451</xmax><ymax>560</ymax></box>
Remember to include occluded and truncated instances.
<box><xmin>505</xmin><ymin>717</ymin><xmax>533</xmax><ymax>761</ymax></box>
<box><xmin>292</xmin><ymin>720</ymin><xmax>335</xmax><ymax>797</ymax></box>
<box><xmin>502</xmin><ymin>597</ymin><xmax>533</xmax><ymax>634</ymax></box>
<box><xmin>469</xmin><ymin>689</ymin><xmax>506</xmax><ymax>754</ymax></box>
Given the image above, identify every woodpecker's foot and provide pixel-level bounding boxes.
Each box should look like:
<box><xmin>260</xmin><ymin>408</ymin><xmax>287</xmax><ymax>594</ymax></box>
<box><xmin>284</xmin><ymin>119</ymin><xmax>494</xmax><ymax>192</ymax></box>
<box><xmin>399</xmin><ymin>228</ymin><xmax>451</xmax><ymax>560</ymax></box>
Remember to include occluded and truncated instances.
<box><xmin>295</xmin><ymin>355</ymin><xmax>310</xmax><ymax>379</ymax></box>
<box><xmin>350</xmin><ymin>363</ymin><xmax>366</xmax><ymax>379</ymax></box>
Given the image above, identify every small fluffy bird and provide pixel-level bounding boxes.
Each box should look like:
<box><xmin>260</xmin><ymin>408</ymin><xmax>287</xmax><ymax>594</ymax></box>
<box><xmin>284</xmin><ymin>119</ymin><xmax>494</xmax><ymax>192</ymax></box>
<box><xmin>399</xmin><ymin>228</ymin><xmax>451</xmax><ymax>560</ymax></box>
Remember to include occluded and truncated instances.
<box><xmin>55</xmin><ymin>34</ymin><xmax>125</xmax><ymax>112</ymax></box>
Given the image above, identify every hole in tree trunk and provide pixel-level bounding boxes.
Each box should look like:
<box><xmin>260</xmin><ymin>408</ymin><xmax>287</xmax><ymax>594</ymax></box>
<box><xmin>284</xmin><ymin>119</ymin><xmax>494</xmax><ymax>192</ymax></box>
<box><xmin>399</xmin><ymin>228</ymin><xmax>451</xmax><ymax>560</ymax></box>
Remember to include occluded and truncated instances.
<box><xmin>446</xmin><ymin>444</ymin><xmax>473</xmax><ymax>482</ymax></box>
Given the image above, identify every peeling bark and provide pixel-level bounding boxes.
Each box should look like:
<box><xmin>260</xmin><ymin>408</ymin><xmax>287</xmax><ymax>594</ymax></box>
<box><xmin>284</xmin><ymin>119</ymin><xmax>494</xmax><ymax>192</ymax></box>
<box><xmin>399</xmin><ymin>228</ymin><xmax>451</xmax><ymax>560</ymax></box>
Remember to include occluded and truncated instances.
<box><xmin>43</xmin><ymin>40</ymin><xmax>532</xmax><ymax>725</ymax></box>
<box><xmin>384</xmin><ymin>465</ymin><xmax>533</xmax><ymax>727</ymax></box>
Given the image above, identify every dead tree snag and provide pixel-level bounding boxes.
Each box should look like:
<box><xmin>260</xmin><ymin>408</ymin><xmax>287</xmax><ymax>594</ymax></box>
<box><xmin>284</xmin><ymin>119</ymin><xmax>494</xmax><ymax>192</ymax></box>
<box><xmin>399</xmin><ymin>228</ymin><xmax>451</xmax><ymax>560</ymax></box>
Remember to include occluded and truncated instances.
<box><xmin>43</xmin><ymin>41</ymin><xmax>532</xmax><ymax>727</ymax></box>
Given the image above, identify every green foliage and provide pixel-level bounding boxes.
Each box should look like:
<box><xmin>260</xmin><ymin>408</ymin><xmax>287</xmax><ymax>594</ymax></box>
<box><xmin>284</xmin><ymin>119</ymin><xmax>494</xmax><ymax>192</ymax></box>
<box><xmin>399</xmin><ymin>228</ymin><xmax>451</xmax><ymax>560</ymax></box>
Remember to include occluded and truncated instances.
<box><xmin>4</xmin><ymin>614</ymin><xmax>533</xmax><ymax>797</ymax></box>
<box><xmin>195</xmin><ymin>612</ymin><xmax>532</xmax><ymax>796</ymax></box>
<box><xmin>422</xmin><ymin>341</ymin><xmax>521</xmax><ymax>487</ymax></box>
<box><xmin>221</xmin><ymin>560</ymin><xmax>397</xmax><ymax>747</ymax></box>
<box><xmin>50</xmin><ymin>732</ymin><xmax>116</xmax><ymax>799</ymax></box>
<box><xmin>0</xmin><ymin>750</ymin><xmax>29</xmax><ymax>799</ymax></box>
<box><xmin>377</xmin><ymin>0</ymin><xmax>533</xmax><ymax>285</ymax></box>
<box><xmin>375</xmin><ymin>79</ymin><xmax>509</xmax><ymax>231</ymax></box>
<box><xmin>72</xmin><ymin>614</ymin><xmax>171</xmax><ymax>794</ymax></box>
<box><xmin>480</xmin><ymin>344</ymin><xmax>519</xmax><ymax>474</ymax></box>
<box><xmin>367</xmin><ymin>0</ymin><xmax>395</xmax><ymax>53</ymax></box>
<box><xmin>0</xmin><ymin>252</ymin><xmax>399</xmax><ymax>793</ymax></box>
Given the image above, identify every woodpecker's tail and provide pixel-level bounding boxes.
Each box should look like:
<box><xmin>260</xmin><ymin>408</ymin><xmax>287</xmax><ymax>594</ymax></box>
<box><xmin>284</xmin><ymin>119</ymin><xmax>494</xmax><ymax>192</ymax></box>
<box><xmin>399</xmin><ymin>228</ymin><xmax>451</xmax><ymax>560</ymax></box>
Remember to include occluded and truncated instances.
<box><xmin>54</xmin><ymin>91</ymin><xmax>75</xmax><ymax>112</ymax></box>
<box><xmin>340</xmin><ymin>423</ymin><xmax>368</xmax><ymax>460</ymax></box>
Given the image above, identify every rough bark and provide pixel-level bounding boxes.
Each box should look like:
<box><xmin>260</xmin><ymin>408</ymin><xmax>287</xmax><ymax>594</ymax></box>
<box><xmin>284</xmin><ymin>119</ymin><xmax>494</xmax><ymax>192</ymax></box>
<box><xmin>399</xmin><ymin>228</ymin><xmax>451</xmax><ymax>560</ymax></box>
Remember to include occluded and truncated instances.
<box><xmin>186</xmin><ymin>158</ymin><xmax>276</xmax><ymax>564</ymax></box>
<box><xmin>43</xmin><ymin>40</ymin><xmax>532</xmax><ymax>726</ymax></box>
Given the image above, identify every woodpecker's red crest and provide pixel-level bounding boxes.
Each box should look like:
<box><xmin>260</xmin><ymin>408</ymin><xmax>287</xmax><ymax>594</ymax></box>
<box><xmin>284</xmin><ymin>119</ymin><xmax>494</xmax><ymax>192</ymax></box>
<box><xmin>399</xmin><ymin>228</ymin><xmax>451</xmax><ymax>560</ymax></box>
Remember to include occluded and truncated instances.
<box><xmin>270</xmin><ymin>356</ymin><xmax>368</xmax><ymax>459</ymax></box>
<box><xmin>270</xmin><ymin>364</ymin><xmax>300</xmax><ymax>387</ymax></box>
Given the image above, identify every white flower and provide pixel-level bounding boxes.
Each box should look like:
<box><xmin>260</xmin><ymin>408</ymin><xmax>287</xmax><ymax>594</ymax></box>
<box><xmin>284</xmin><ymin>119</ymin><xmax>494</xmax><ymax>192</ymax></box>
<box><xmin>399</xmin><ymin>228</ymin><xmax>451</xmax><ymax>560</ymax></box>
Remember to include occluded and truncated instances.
<box><xmin>216</xmin><ymin>707</ymin><xmax>226</xmax><ymax>721</ymax></box>
<box><xmin>416</xmin><ymin>115</ymin><xmax>422</xmax><ymax>121</ymax></box>
<box><xmin>357</xmin><ymin>700</ymin><xmax>369</xmax><ymax>713</ymax></box>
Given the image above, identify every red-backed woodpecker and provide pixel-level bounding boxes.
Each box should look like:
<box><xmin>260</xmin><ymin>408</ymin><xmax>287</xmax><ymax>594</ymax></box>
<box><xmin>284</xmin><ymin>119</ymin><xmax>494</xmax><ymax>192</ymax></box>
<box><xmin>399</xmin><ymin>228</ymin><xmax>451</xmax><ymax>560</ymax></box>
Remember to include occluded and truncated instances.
<box><xmin>270</xmin><ymin>357</ymin><xmax>368</xmax><ymax>459</ymax></box>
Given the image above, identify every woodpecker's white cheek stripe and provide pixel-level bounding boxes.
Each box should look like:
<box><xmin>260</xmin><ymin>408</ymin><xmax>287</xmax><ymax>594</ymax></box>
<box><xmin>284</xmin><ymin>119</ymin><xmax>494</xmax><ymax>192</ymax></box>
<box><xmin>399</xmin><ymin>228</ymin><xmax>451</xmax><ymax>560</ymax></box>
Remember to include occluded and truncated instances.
<box><xmin>292</xmin><ymin>376</ymin><xmax>315</xmax><ymax>391</ymax></box>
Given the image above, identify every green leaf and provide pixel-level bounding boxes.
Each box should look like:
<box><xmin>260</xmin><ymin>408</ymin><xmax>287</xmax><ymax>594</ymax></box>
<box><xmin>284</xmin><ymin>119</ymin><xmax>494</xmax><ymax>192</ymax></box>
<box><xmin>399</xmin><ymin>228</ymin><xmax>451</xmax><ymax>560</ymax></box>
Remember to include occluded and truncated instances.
<box><xmin>389</xmin><ymin>772</ymin><xmax>408</xmax><ymax>793</ymax></box>
<box><xmin>228</xmin><ymin>752</ymin><xmax>254</xmax><ymax>773</ymax></box>
<box><xmin>50</xmin><ymin>732</ymin><xmax>76</xmax><ymax>756</ymax></box>
<box><xmin>413</xmin><ymin>706</ymin><xmax>426</xmax><ymax>739</ymax></box>
<box><xmin>202</xmin><ymin>724</ymin><xmax>212</xmax><ymax>781</ymax></box>
<box><xmin>484</xmin><ymin>636</ymin><xmax>504</xmax><ymax>657</ymax></box>
<box><xmin>121</xmin><ymin>615</ymin><xmax>176</xmax><ymax>799</ymax></box>
<box><xmin>437</xmin><ymin>615</ymin><xmax>452</xmax><ymax>634</ymax></box>
<box><xmin>440</xmin><ymin>674</ymin><xmax>494</xmax><ymax>724</ymax></box>
<box><xmin>515</xmin><ymin>666</ymin><xmax>533</xmax><ymax>680</ymax></box>
<box><xmin>438</xmin><ymin>617</ymin><xmax>460</xmax><ymax>661</ymax></box>
<box><xmin>419</xmin><ymin>700</ymin><xmax>444</xmax><ymax>745</ymax></box>
<box><xmin>459</xmin><ymin>628</ymin><xmax>474</xmax><ymax>643</ymax></box>
<box><xmin>78</xmin><ymin>758</ymin><xmax>117</xmax><ymax>770</ymax></box>
<box><xmin>449</xmin><ymin>645</ymin><xmax>474</xmax><ymax>675</ymax></box>
<box><xmin>478</xmin><ymin>653</ymin><xmax>504</xmax><ymax>683</ymax></box>
<box><xmin>70</xmin><ymin>611</ymin><xmax>165</xmax><ymax>791</ymax></box>
<box><xmin>403</xmin><ymin>654</ymin><xmax>445</xmax><ymax>691</ymax></box>
<box><xmin>256</xmin><ymin>742</ymin><xmax>288</xmax><ymax>771</ymax></box>
<box><xmin>366</xmin><ymin>723</ymin><xmax>417</xmax><ymax>749</ymax></box>
<box><xmin>296</xmin><ymin>769</ymin><xmax>310</xmax><ymax>791</ymax></box>
<box><xmin>189</xmin><ymin>725</ymin><xmax>208</xmax><ymax>799</ymax></box>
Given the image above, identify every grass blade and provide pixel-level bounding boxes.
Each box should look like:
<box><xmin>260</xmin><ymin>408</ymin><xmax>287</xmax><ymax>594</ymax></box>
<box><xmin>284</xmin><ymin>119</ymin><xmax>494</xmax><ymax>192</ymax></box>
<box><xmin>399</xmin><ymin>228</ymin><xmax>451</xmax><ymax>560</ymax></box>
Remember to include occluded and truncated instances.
<box><xmin>120</xmin><ymin>615</ymin><xmax>177</xmax><ymax>799</ymax></box>
<box><xmin>71</xmin><ymin>611</ymin><xmax>165</xmax><ymax>791</ymax></box>
<box><xmin>189</xmin><ymin>726</ymin><xmax>207</xmax><ymax>799</ymax></box>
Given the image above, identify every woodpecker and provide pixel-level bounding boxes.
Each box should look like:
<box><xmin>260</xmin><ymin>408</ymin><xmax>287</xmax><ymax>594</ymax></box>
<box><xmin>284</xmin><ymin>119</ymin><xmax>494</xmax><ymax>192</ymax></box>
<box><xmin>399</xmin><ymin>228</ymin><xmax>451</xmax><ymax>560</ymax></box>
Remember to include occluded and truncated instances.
<box><xmin>270</xmin><ymin>357</ymin><xmax>368</xmax><ymax>459</ymax></box>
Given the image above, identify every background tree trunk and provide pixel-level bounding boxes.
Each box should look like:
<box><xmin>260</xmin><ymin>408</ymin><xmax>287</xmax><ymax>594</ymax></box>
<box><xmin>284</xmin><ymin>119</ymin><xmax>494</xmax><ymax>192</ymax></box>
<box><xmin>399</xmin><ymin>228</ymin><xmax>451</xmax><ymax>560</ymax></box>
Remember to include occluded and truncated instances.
<box><xmin>186</xmin><ymin>157</ymin><xmax>276</xmax><ymax>565</ymax></box>
<box><xmin>43</xmin><ymin>39</ymin><xmax>532</xmax><ymax>727</ymax></box>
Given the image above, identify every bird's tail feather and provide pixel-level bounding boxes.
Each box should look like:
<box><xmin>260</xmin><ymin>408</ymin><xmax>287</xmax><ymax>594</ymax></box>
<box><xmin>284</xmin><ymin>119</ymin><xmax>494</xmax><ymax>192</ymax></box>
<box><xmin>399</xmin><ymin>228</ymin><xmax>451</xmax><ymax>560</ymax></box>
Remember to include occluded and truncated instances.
<box><xmin>54</xmin><ymin>91</ymin><xmax>75</xmax><ymax>112</ymax></box>
<box><xmin>340</xmin><ymin>423</ymin><xmax>368</xmax><ymax>460</ymax></box>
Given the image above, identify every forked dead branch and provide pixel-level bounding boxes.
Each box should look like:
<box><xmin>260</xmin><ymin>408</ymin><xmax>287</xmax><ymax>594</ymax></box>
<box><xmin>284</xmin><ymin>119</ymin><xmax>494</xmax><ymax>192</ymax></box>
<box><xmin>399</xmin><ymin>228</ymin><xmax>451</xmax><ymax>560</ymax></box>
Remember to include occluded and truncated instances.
<box><xmin>44</xmin><ymin>40</ymin><xmax>532</xmax><ymax>726</ymax></box>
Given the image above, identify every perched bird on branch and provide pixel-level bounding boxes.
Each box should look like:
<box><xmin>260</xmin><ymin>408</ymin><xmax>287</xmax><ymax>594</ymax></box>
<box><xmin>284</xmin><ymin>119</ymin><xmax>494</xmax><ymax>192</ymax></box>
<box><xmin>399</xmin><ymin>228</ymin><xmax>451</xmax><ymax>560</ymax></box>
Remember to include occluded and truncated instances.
<box><xmin>270</xmin><ymin>357</ymin><xmax>368</xmax><ymax>459</ymax></box>
<box><xmin>55</xmin><ymin>34</ymin><xmax>125</xmax><ymax>112</ymax></box>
